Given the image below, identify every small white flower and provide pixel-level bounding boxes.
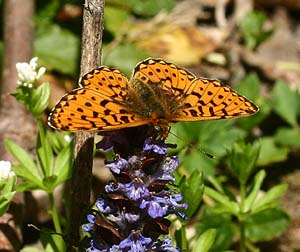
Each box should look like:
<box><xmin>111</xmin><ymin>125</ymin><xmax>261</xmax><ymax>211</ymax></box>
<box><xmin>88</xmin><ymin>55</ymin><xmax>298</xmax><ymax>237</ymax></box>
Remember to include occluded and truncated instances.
<box><xmin>64</xmin><ymin>134</ymin><xmax>73</xmax><ymax>143</ymax></box>
<box><xmin>16</xmin><ymin>57</ymin><xmax>46</xmax><ymax>86</ymax></box>
<box><xmin>0</xmin><ymin>161</ymin><xmax>15</xmax><ymax>180</ymax></box>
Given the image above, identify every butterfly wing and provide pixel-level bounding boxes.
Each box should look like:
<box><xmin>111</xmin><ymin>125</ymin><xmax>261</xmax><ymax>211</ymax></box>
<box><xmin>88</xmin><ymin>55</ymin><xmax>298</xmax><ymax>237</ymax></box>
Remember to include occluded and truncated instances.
<box><xmin>48</xmin><ymin>88</ymin><xmax>151</xmax><ymax>131</ymax></box>
<box><xmin>173</xmin><ymin>78</ymin><xmax>258</xmax><ymax>121</ymax></box>
<box><xmin>133</xmin><ymin>58</ymin><xmax>196</xmax><ymax>98</ymax></box>
<box><xmin>80</xmin><ymin>67</ymin><xmax>129</xmax><ymax>101</ymax></box>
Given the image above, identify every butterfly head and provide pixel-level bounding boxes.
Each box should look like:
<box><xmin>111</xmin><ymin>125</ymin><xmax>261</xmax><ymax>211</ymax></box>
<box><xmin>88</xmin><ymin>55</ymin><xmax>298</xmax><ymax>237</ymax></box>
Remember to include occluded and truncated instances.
<box><xmin>152</xmin><ymin>118</ymin><xmax>170</xmax><ymax>139</ymax></box>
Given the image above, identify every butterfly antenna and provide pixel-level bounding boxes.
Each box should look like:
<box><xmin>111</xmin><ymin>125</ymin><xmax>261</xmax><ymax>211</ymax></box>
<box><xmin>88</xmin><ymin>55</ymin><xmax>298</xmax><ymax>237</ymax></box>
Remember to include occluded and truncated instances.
<box><xmin>168</xmin><ymin>131</ymin><xmax>215</xmax><ymax>159</ymax></box>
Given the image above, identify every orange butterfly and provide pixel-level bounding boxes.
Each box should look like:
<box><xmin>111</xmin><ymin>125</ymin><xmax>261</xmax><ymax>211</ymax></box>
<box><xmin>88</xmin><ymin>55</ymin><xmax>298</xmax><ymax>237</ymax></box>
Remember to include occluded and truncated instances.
<box><xmin>48</xmin><ymin>58</ymin><xmax>258</xmax><ymax>137</ymax></box>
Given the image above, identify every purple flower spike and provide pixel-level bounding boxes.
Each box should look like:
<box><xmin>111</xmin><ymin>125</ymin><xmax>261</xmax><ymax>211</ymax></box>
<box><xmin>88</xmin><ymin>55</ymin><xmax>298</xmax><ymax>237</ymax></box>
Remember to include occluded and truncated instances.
<box><xmin>83</xmin><ymin>137</ymin><xmax>187</xmax><ymax>252</ymax></box>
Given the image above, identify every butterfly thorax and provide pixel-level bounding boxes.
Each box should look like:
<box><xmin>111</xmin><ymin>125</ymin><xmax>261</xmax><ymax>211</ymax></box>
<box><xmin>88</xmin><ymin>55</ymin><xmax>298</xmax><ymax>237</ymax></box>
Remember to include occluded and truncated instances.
<box><xmin>126</xmin><ymin>78</ymin><xmax>180</xmax><ymax>127</ymax></box>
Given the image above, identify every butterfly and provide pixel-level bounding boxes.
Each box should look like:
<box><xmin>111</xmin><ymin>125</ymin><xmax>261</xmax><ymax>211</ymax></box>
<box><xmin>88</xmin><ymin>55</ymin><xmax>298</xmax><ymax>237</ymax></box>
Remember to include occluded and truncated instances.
<box><xmin>48</xmin><ymin>58</ymin><xmax>258</xmax><ymax>137</ymax></box>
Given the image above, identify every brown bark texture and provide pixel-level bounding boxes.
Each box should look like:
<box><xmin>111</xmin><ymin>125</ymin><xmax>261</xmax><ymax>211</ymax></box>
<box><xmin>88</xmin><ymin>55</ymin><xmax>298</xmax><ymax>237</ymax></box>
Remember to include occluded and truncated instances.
<box><xmin>67</xmin><ymin>0</ymin><xmax>105</xmax><ymax>250</ymax></box>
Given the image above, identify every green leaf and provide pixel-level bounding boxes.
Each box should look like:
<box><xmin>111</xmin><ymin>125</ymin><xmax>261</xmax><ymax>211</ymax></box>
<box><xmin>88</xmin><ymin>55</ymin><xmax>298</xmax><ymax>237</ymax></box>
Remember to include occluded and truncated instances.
<box><xmin>197</xmin><ymin>210</ymin><xmax>234</xmax><ymax>251</ymax></box>
<box><xmin>37</xmin><ymin>123</ymin><xmax>53</xmax><ymax>177</ymax></box>
<box><xmin>179</xmin><ymin>151</ymin><xmax>216</xmax><ymax>177</ymax></box>
<box><xmin>244</xmin><ymin>170</ymin><xmax>266</xmax><ymax>212</ymax></box>
<box><xmin>35</xmin><ymin>24</ymin><xmax>80</xmax><ymax>75</ymax></box>
<box><xmin>12</xmin><ymin>164</ymin><xmax>44</xmax><ymax>190</ymax></box>
<box><xmin>271</xmin><ymin>81</ymin><xmax>298</xmax><ymax>126</ymax></box>
<box><xmin>40</xmin><ymin>227</ymin><xmax>66</xmax><ymax>252</ymax></box>
<box><xmin>4</xmin><ymin>140</ymin><xmax>39</xmax><ymax>178</ymax></box>
<box><xmin>275</xmin><ymin>127</ymin><xmax>300</xmax><ymax>148</ymax></box>
<box><xmin>21</xmin><ymin>246</ymin><xmax>43</xmax><ymax>252</ymax></box>
<box><xmin>252</xmin><ymin>184</ymin><xmax>288</xmax><ymax>214</ymax></box>
<box><xmin>174</xmin><ymin>226</ymin><xmax>188</xmax><ymax>252</ymax></box>
<box><xmin>104</xmin><ymin>6</ymin><xmax>129</xmax><ymax>35</ymax></box>
<box><xmin>0</xmin><ymin>175</ymin><xmax>16</xmax><ymax>194</ymax></box>
<box><xmin>246</xmin><ymin>209</ymin><xmax>290</xmax><ymax>242</ymax></box>
<box><xmin>239</xmin><ymin>10</ymin><xmax>272</xmax><ymax>49</ymax></box>
<box><xmin>107</xmin><ymin>0</ymin><xmax>176</xmax><ymax>17</ymax></box>
<box><xmin>256</xmin><ymin>137</ymin><xmax>288</xmax><ymax>166</ymax></box>
<box><xmin>179</xmin><ymin>170</ymin><xmax>204</xmax><ymax>218</ymax></box>
<box><xmin>227</xmin><ymin>141</ymin><xmax>261</xmax><ymax>185</ymax></box>
<box><xmin>170</xmin><ymin>120</ymin><xmax>246</xmax><ymax>159</ymax></box>
<box><xmin>235</xmin><ymin>73</ymin><xmax>264</xmax><ymax>130</ymax></box>
<box><xmin>0</xmin><ymin>192</ymin><xmax>16</xmax><ymax>216</ymax></box>
<box><xmin>204</xmin><ymin>187</ymin><xmax>239</xmax><ymax>215</ymax></box>
<box><xmin>130</xmin><ymin>0</ymin><xmax>175</xmax><ymax>17</ymax></box>
<box><xmin>235</xmin><ymin>73</ymin><xmax>260</xmax><ymax>101</ymax></box>
<box><xmin>192</xmin><ymin>229</ymin><xmax>216</xmax><ymax>252</ymax></box>
<box><xmin>30</xmin><ymin>82</ymin><xmax>51</xmax><ymax>117</ymax></box>
<box><xmin>53</xmin><ymin>144</ymin><xmax>73</xmax><ymax>186</ymax></box>
<box><xmin>103</xmin><ymin>43</ymin><xmax>150</xmax><ymax>76</ymax></box>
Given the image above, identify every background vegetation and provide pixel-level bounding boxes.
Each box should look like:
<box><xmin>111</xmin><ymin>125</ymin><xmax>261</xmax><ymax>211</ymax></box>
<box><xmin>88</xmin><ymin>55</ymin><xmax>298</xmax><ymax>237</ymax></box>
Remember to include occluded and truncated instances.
<box><xmin>0</xmin><ymin>0</ymin><xmax>299</xmax><ymax>251</ymax></box>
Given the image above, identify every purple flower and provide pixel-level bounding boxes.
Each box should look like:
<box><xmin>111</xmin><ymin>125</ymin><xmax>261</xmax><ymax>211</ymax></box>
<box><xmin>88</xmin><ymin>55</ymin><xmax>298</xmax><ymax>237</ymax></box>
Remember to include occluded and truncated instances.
<box><xmin>106</xmin><ymin>157</ymin><xmax>128</xmax><ymax>174</ymax></box>
<box><xmin>143</xmin><ymin>138</ymin><xmax>168</xmax><ymax>155</ymax></box>
<box><xmin>82</xmin><ymin>214</ymin><xmax>96</xmax><ymax>232</ymax></box>
<box><xmin>119</xmin><ymin>232</ymin><xmax>152</xmax><ymax>252</ymax></box>
<box><xmin>83</xmin><ymin>138</ymin><xmax>186</xmax><ymax>252</ymax></box>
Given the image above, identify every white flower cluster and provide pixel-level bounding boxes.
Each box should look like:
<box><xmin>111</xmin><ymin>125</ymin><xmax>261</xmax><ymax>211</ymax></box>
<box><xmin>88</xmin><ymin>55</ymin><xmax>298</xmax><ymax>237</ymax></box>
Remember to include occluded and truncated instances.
<box><xmin>0</xmin><ymin>161</ymin><xmax>15</xmax><ymax>180</ymax></box>
<box><xmin>16</xmin><ymin>57</ymin><xmax>46</xmax><ymax>88</ymax></box>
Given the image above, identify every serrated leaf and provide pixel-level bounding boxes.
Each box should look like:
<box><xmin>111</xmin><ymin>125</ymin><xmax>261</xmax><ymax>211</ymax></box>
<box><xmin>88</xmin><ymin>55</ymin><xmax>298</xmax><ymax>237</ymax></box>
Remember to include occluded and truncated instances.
<box><xmin>227</xmin><ymin>141</ymin><xmax>261</xmax><ymax>185</ymax></box>
<box><xmin>246</xmin><ymin>209</ymin><xmax>290</xmax><ymax>242</ymax></box>
<box><xmin>179</xmin><ymin>170</ymin><xmax>204</xmax><ymax>218</ymax></box>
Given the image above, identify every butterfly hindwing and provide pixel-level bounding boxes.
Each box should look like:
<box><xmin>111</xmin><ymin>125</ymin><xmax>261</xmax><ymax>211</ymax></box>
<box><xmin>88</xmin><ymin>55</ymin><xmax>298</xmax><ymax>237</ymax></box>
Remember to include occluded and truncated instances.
<box><xmin>133</xmin><ymin>58</ymin><xmax>196</xmax><ymax>98</ymax></box>
<box><xmin>81</xmin><ymin>67</ymin><xmax>129</xmax><ymax>101</ymax></box>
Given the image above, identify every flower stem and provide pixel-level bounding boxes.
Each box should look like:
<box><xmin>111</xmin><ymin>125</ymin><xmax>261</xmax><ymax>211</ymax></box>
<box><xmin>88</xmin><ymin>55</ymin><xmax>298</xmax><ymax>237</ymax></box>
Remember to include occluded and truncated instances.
<box><xmin>49</xmin><ymin>192</ymin><xmax>62</xmax><ymax>233</ymax></box>
<box><xmin>49</xmin><ymin>192</ymin><xmax>65</xmax><ymax>251</ymax></box>
<box><xmin>239</xmin><ymin>183</ymin><xmax>246</xmax><ymax>252</ymax></box>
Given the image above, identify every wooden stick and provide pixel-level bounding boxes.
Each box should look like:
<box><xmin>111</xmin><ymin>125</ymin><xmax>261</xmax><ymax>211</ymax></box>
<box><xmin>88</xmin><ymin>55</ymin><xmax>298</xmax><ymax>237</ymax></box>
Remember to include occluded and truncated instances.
<box><xmin>67</xmin><ymin>0</ymin><xmax>105</xmax><ymax>250</ymax></box>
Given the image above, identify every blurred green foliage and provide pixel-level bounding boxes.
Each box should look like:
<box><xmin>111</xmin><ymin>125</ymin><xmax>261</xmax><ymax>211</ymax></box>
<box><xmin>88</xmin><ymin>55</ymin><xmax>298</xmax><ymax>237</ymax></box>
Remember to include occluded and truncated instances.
<box><xmin>1</xmin><ymin>1</ymin><xmax>299</xmax><ymax>251</ymax></box>
<box><xmin>239</xmin><ymin>10</ymin><xmax>273</xmax><ymax>50</ymax></box>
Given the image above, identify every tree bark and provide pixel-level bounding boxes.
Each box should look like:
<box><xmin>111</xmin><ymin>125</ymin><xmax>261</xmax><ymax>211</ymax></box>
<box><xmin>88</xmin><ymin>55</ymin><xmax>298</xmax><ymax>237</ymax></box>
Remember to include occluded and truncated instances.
<box><xmin>67</xmin><ymin>0</ymin><xmax>105</xmax><ymax>250</ymax></box>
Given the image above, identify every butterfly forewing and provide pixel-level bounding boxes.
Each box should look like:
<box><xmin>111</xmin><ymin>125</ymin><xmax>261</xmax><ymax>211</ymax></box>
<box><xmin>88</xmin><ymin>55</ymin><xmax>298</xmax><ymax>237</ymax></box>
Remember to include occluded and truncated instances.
<box><xmin>49</xmin><ymin>88</ymin><xmax>149</xmax><ymax>131</ymax></box>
